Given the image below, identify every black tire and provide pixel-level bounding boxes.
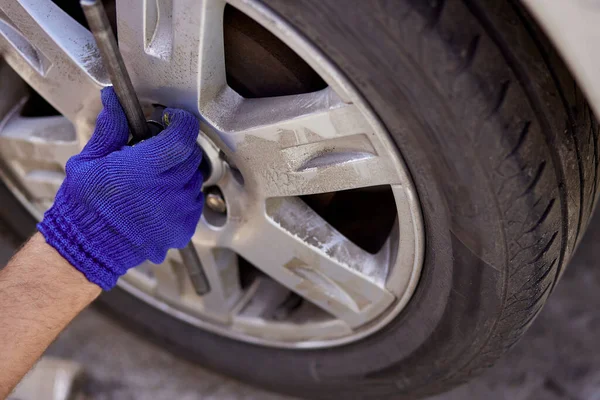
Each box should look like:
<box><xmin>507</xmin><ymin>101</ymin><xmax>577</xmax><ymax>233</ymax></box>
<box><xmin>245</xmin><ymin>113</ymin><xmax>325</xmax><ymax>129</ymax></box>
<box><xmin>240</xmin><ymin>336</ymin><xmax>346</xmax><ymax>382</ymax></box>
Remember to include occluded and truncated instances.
<box><xmin>1</xmin><ymin>0</ymin><xmax>598</xmax><ymax>398</ymax></box>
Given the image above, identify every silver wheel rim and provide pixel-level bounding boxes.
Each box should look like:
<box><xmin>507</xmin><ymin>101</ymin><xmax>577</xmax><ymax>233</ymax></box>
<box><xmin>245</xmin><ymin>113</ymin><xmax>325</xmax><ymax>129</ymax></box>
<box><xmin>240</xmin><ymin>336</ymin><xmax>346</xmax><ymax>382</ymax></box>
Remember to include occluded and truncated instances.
<box><xmin>0</xmin><ymin>0</ymin><xmax>424</xmax><ymax>348</ymax></box>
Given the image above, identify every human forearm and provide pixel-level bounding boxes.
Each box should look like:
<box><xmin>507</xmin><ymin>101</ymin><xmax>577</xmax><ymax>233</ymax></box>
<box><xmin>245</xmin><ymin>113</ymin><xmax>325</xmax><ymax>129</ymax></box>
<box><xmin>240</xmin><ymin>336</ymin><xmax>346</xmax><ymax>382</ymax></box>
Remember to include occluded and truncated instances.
<box><xmin>0</xmin><ymin>233</ymin><xmax>101</xmax><ymax>398</ymax></box>
<box><xmin>0</xmin><ymin>88</ymin><xmax>202</xmax><ymax>398</ymax></box>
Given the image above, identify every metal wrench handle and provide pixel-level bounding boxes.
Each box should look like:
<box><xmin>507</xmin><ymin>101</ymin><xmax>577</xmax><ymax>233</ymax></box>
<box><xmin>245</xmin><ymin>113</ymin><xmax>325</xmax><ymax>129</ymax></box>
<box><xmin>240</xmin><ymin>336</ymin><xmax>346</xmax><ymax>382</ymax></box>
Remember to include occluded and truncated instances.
<box><xmin>81</xmin><ymin>0</ymin><xmax>150</xmax><ymax>142</ymax></box>
<box><xmin>180</xmin><ymin>243</ymin><xmax>211</xmax><ymax>295</ymax></box>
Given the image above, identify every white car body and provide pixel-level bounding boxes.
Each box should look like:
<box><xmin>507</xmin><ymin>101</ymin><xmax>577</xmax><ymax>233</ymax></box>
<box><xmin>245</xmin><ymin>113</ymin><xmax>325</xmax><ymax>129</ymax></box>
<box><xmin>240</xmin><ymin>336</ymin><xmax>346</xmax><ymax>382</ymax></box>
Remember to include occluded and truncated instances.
<box><xmin>524</xmin><ymin>0</ymin><xmax>600</xmax><ymax>119</ymax></box>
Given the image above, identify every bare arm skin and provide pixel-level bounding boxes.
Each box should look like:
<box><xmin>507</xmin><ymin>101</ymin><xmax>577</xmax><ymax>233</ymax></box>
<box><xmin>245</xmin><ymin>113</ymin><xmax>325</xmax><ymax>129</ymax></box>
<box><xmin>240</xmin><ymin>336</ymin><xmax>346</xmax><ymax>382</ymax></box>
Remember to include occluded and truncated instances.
<box><xmin>0</xmin><ymin>233</ymin><xmax>101</xmax><ymax>398</ymax></box>
<box><xmin>0</xmin><ymin>92</ymin><xmax>202</xmax><ymax>399</ymax></box>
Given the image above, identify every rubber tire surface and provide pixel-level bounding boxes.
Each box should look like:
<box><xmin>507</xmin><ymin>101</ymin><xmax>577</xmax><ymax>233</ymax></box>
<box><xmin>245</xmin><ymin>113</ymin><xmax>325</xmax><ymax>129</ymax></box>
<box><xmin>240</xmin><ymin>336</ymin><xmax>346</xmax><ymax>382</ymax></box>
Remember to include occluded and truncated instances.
<box><xmin>1</xmin><ymin>0</ymin><xmax>598</xmax><ymax>398</ymax></box>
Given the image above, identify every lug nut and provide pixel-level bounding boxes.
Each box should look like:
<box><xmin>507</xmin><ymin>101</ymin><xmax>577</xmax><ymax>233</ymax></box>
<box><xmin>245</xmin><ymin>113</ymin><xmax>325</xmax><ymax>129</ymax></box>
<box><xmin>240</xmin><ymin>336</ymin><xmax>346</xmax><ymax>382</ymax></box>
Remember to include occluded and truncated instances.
<box><xmin>205</xmin><ymin>190</ymin><xmax>227</xmax><ymax>213</ymax></box>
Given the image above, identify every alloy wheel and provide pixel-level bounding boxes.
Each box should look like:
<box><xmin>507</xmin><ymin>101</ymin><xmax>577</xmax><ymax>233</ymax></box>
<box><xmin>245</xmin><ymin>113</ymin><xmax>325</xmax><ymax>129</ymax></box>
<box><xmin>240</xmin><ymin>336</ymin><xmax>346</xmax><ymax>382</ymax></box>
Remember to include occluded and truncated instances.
<box><xmin>0</xmin><ymin>0</ymin><xmax>424</xmax><ymax>348</ymax></box>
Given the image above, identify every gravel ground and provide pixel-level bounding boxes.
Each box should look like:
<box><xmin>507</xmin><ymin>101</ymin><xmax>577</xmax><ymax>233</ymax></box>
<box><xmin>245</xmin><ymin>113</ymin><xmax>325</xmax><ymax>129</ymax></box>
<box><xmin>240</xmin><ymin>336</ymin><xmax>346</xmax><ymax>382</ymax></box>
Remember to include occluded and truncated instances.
<box><xmin>3</xmin><ymin>213</ymin><xmax>600</xmax><ymax>400</ymax></box>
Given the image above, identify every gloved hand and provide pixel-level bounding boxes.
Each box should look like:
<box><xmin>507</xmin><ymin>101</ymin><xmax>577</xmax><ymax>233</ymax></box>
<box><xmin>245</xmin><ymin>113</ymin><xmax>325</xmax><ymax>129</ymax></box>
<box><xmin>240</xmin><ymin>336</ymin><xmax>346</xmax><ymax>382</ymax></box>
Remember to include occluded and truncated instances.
<box><xmin>38</xmin><ymin>87</ymin><xmax>204</xmax><ymax>290</ymax></box>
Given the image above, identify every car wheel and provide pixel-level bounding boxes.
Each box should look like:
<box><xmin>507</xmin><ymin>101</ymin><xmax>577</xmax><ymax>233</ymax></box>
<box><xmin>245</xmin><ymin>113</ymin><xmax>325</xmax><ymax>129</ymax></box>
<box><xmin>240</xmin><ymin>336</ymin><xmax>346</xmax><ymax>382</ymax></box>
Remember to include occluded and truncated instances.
<box><xmin>0</xmin><ymin>0</ymin><xmax>597</xmax><ymax>398</ymax></box>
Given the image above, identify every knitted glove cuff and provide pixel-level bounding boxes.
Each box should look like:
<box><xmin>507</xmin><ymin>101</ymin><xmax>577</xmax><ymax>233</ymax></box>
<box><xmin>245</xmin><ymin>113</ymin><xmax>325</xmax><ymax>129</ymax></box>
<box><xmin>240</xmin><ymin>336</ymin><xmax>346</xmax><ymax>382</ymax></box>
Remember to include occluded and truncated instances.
<box><xmin>37</xmin><ymin>195</ymin><xmax>122</xmax><ymax>290</ymax></box>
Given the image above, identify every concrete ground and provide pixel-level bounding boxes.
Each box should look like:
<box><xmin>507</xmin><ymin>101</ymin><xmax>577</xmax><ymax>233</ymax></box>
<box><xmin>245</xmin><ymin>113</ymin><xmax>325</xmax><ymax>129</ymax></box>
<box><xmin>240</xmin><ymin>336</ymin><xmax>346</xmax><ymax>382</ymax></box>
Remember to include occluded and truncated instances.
<box><xmin>3</xmin><ymin>213</ymin><xmax>600</xmax><ymax>400</ymax></box>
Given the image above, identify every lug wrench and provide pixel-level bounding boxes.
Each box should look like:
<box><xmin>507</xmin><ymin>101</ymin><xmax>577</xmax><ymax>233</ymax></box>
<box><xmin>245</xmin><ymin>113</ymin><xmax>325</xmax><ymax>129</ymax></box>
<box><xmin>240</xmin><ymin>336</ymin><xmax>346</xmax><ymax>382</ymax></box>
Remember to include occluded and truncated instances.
<box><xmin>81</xmin><ymin>0</ymin><xmax>211</xmax><ymax>295</ymax></box>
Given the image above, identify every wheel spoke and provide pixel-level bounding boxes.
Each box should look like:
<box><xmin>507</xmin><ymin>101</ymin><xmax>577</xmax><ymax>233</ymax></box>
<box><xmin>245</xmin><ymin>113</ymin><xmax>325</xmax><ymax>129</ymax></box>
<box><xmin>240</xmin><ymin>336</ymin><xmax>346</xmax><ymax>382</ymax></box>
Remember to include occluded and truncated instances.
<box><xmin>138</xmin><ymin>220</ymin><xmax>243</xmax><ymax>324</ymax></box>
<box><xmin>188</xmin><ymin>245</ymin><xmax>243</xmax><ymax>322</ymax></box>
<box><xmin>230</xmin><ymin>197</ymin><xmax>394</xmax><ymax>328</ymax></box>
<box><xmin>116</xmin><ymin>0</ymin><xmax>227</xmax><ymax>113</ymax></box>
<box><xmin>216</xmin><ymin>88</ymin><xmax>401</xmax><ymax>197</ymax></box>
<box><xmin>0</xmin><ymin>105</ymin><xmax>77</xmax><ymax>201</ymax></box>
<box><xmin>147</xmin><ymin>253</ymin><xmax>237</xmax><ymax>324</ymax></box>
<box><xmin>0</xmin><ymin>0</ymin><xmax>107</xmax><ymax>121</ymax></box>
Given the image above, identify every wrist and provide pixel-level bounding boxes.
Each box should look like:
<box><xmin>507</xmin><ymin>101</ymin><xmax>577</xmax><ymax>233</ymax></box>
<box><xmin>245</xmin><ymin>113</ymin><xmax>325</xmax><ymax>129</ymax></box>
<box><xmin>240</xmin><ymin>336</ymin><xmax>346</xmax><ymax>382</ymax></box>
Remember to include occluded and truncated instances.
<box><xmin>37</xmin><ymin>194</ymin><xmax>135</xmax><ymax>290</ymax></box>
<box><xmin>13</xmin><ymin>233</ymin><xmax>101</xmax><ymax>303</ymax></box>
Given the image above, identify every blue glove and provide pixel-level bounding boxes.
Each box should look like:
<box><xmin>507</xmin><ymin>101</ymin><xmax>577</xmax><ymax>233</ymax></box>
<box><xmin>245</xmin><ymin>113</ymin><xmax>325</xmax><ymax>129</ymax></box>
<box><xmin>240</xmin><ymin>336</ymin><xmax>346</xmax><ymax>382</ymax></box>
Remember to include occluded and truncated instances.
<box><xmin>38</xmin><ymin>87</ymin><xmax>204</xmax><ymax>290</ymax></box>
